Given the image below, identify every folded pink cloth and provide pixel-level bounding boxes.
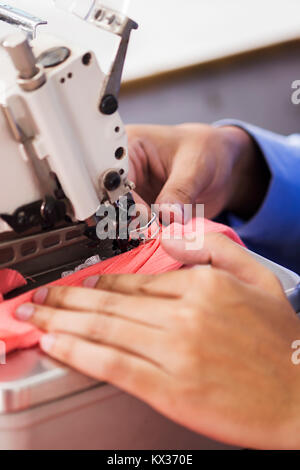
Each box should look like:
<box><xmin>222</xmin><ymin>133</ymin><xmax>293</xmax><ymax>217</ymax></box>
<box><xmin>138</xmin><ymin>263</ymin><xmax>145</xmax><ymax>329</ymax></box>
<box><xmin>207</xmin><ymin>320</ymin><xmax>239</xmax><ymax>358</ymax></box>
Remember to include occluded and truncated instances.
<box><xmin>0</xmin><ymin>219</ymin><xmax>244</xmax><ymax>354</ymax></box>
<box><xmin>0</xmin><ymin>269</ymin><xmax>27</xmax><ymax>303</ymax></box>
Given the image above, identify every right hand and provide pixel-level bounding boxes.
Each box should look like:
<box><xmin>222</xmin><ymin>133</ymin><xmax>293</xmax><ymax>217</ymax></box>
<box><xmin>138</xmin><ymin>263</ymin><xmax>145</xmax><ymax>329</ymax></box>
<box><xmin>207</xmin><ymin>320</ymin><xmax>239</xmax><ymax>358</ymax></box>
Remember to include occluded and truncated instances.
<box><xmin>127</xmin><ymin>123</ymin><xmax>270</xmax><ymax>220</ymax></box>
<box><xmin>23</xmin><ymin>233</ymin><xmax>300</xmax><ymax>449</ymax></box>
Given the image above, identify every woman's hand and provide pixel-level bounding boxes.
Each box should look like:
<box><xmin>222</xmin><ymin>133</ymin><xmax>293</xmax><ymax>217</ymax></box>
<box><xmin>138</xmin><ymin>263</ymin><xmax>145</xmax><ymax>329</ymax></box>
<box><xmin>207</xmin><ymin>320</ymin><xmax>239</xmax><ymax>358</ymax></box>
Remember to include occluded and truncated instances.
<box><xmin>128</xmin><ymin>123</ymin><xmax>270</xmax><ymax>220</ymax></box>
<box><xmin>14</xmin><ymin>234</ymin><xmax>300</xmax><ymax>449</ymax></box>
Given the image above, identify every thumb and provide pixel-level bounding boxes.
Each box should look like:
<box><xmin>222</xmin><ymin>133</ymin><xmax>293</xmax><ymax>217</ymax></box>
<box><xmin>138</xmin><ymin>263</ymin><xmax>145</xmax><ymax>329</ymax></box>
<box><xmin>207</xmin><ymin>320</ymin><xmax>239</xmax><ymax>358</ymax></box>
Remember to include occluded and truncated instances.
<box><xmin>155</xmin><ymin>156</ymin><xmax>202</xmax><ymax>224</ymax></box>
<box><xmin>161</xmin><ymin>232</ymin><xmax>284</xmax><ymax>297</ymax></box>
<box><xmin>156</xmin><ymin>155</ymin><xmax>200</xmax><ymax>205</ymax></box>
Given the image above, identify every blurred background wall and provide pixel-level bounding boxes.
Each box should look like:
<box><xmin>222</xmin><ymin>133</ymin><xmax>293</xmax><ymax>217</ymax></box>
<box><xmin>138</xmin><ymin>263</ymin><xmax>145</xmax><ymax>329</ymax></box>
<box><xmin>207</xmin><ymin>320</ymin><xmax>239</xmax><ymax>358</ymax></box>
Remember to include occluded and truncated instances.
<box><xmin>2</xmin><ymin>1</ymin><xmax>300</xmax><ymax>133</ymax></box>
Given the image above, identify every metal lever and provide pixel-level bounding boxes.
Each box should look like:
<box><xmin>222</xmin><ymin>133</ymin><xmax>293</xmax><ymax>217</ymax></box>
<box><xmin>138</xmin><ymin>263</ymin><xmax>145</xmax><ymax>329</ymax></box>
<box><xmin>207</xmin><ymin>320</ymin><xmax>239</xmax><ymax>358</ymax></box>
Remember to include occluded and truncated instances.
<box><xmin>0</xmin><ymin>3</ymin><xmax>47</xmax><ymax>40</ymax></box>
<box><xmin>64</xmin><ymin>1</ymin><xmax>138</xmax><ymax>113</ymax></box>
<box><xmin>91</xmin><ymin>7</ymin><xmax>138</xmax><ymax>100</ymax></box>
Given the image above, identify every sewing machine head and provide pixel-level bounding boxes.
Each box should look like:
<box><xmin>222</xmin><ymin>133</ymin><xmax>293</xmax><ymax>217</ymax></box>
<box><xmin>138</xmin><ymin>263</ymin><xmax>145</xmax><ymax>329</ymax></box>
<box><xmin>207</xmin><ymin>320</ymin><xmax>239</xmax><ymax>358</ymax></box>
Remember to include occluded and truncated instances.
<box><xmin>0</xmin><ymin>2</ymin><xmax>140</xmax><ymax>290</ymax></box>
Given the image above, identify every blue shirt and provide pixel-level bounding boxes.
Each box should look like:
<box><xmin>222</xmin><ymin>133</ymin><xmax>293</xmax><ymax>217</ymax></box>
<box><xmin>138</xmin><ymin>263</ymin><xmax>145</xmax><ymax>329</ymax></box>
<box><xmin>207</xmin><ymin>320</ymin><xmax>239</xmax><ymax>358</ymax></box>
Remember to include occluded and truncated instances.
<box><xmin>215</xmin><ymin>120</ymin><xmax>300</xmax><ymax>275</ymax></box>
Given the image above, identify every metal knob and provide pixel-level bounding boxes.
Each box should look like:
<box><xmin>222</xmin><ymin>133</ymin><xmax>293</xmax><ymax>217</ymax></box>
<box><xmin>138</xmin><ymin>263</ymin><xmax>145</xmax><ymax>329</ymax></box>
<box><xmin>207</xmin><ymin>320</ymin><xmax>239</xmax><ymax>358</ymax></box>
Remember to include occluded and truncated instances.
<box><xmin>2</xmin><ymin>33</ymin><xmax>46</xmax><ymax>91</ymax></box>
<box><xmin>2</xmin><ymin>33</ymin><xmax>39</xmax><ymax>79</ymax></box>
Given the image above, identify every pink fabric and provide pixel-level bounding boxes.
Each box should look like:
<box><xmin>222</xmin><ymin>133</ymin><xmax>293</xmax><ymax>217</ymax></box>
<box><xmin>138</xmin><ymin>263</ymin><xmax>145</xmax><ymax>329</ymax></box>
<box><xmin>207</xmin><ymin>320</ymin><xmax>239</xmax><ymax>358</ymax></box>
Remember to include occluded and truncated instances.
<box><xmin>0</xmin><ymin>219</ymin><xmax>244</xmax><ymax>354</ymax></box>
<box><xmin>0</xmin><ymin>269</ymin><xmax>27</xmax><ymax>303</ymax></box>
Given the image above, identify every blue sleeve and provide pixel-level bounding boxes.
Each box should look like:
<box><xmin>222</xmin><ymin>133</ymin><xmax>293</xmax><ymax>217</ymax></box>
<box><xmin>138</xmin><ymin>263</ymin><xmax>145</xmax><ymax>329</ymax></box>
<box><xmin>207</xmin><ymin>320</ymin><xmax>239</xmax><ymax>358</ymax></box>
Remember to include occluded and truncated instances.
<box><xmin>214</xmin><ymin>119</ymin><xmax>300</xmax><ymax>274</ymax></box>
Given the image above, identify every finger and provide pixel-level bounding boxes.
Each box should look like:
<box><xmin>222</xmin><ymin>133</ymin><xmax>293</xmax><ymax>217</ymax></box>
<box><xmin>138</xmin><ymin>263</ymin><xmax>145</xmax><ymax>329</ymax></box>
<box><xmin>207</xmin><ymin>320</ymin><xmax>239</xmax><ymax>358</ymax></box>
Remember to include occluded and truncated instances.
<box><xmin>39</xmin><ymin>333</ymin><xmax>171</xmax><ymax>407</ymax></box>
<box><xmin>127</xmin><ymin>125</ymin><xmax>169</xmax><ymax>202</ymax></box>
<box><xmin>154</xmin><ymin>132</ymin><xmax>213</xmax><ymax>207</ymax></box>
<box><xmin>154</xmin><ymin>148</ymin><xmax>212</xmax><ymax>225</ymax></box>
<box><xmin>155</xmin><ymin>161</ymin><xmax>198</xmax><ymax>208</ymax></box>
<box><xmin>162</xmin><ymin>232</ymin><xmax>284</xmax><ymax>296</ymax></box>
<box><xmin>17</xmin><ymin>303</ymin><xmax>167</xmax><ymax>365</ymax></box>
<box><xmin>31</xmin><ymin>285</ymin><xmax>179</xmax><ymax>326</ymax></box>
<box><xmin>92</xmin><ymin>271</ymin><xmax>191</xmax><ymax>298</ymax></box>
<box><xmin>130</xmin><ymin>191</ymin><xmax>152</xmax><ymax>221</ymax></box>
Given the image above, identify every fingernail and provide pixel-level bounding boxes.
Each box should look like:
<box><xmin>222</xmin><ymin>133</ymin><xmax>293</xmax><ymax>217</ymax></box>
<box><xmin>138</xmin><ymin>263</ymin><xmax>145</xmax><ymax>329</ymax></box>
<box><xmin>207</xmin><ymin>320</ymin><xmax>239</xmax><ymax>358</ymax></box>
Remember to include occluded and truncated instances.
<box><xmin>160</xmin><ymin>203</ymin><xmax>184</xmax><ymax>225</ymax></box>
<box><xmin>171</xmin><ymin>204</ymin><xmax>185</xmax><ymax>223</ymax></box>
<box><xmin>169</xmin><ymin>203</ymin><xmax>183</xmax><ymax>213</ymax></box>
<box><xmin>40</xmin><ymin>334</ymin><xmax>56</xmax><ymax>353</ymax></box>
<box><xmin>15</xmin><ymin>303</ymin><xmax>35</xmax><ymax>321</ymax></box>
<box><xmin>33</xmin><ymin>287</ymin><xmax>48</xmax><ymax>305</ymax></box>
<box><xmin>83</xmin><ymin>275</ymin><xmax>100</xmax><ymax>288</ymax></box>
<box><xmin>184</xmin><ymin>232</ymin><xmax>197</xmax><ymax>241</ymax></box>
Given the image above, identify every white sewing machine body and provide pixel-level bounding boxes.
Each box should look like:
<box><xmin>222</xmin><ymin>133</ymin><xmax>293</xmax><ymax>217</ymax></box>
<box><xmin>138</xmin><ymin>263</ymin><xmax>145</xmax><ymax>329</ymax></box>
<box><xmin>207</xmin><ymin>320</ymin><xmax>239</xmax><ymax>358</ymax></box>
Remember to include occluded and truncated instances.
<box><xmin>0</xmin><ymin>347</ymin><xmax>232</xmax><ymax>450</ymax></box>
<box><xmin>0</xmin><ymin>33</ymin><xmax>129</xmax><ymax>224</ymax></box>
<box><xmin>0</xmin><ymin>3</ymin><xmax>141</xmax><ymax>279</ymax></box>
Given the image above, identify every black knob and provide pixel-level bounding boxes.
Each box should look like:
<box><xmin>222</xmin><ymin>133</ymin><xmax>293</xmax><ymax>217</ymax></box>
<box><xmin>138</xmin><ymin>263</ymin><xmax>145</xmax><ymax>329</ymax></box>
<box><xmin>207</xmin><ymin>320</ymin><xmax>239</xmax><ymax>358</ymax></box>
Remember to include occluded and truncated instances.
<box><xmin>17</xmin><ymin>211</ymin><xmax>27</xmax><ymax>227</ymax></box>
<box><xmin>100</xmin><ymin>94</ymin><xmax>119</xmax><ymax>115</ymax></box>
<box><xmin>104</xmin><ymin>171</ymin><xmax>121</xmax><ymax>192</ymax></box>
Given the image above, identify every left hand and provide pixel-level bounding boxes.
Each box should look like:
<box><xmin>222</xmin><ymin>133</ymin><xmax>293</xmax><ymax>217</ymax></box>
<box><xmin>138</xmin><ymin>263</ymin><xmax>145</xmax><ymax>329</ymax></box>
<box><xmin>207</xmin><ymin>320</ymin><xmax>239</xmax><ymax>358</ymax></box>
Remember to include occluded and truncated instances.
<box><xmin>128</xmin><ymin>124</ymin><xmax>269</xmax><ymax>220</ymax></box>
<box><xmin>15</xmin><ymin>233</ymin><xmax>300</xmax><ymax>449</ymax></box>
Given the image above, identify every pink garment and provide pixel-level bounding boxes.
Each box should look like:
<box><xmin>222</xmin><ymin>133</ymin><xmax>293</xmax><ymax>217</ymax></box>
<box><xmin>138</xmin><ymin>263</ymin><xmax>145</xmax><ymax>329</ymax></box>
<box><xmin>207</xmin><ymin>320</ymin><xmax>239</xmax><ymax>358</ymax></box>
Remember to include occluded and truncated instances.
<box><xmin>0</xmin><ymin>219</ymin><xmax>244</xmax><ymax>354</ymax></box>
<box><xmin>0</xmin><ymin>269</ymin><xmax>27</xmax><ymax>303</ymax></box>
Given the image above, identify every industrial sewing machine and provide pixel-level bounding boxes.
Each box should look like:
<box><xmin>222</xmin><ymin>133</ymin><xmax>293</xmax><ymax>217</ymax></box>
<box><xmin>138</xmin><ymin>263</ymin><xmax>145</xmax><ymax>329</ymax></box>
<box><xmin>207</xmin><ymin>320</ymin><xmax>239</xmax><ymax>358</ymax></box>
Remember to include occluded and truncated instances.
<box><xmin>0</xmin><ymin>1</ymin><xmax>300</xmax><ymax>450</ymax></box>
<box><xmin>0</xmin><ymin>1</ymin><xmax>147</xmax><ymax>293</ymax></box>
